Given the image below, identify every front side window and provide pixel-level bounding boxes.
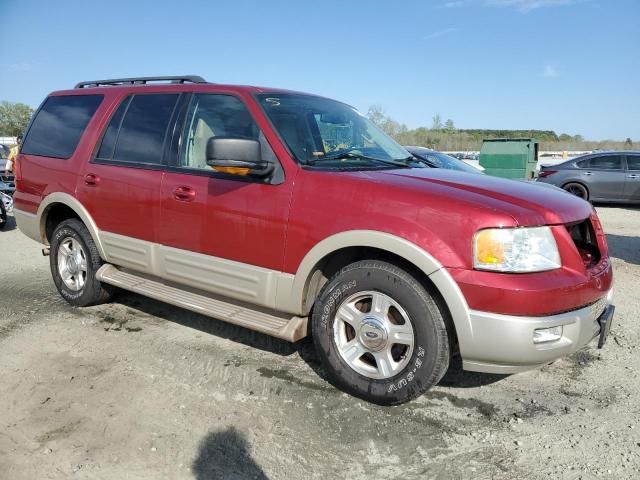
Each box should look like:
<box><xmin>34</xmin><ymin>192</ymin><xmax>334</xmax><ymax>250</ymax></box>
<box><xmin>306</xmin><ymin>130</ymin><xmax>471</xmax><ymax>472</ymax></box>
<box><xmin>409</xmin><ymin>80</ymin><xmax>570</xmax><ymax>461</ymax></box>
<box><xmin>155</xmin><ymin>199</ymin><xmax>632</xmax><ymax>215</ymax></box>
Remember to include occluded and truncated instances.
<box><xmin>588</xmin><ymin>155</ymin><xmax>623</xmax><ymax>170</ymax></box>
<box><xmin>21</xmin><ymin>95</ymin><xmax>103</xmax><ymax>159</ymax></box>
<box><xmin>257</xmin><ymin>94</ymin><xmax>410</xmax><ymax>170</ymax></box>
<box><xmin>627</xmin><ymin>155</ymin><xmax>640</xmax><ymax>171</ymax></box>
<box><xmin>180</xmin><ymin>94</ymin><xmax>260</xmax><ymax>170</ymax></box>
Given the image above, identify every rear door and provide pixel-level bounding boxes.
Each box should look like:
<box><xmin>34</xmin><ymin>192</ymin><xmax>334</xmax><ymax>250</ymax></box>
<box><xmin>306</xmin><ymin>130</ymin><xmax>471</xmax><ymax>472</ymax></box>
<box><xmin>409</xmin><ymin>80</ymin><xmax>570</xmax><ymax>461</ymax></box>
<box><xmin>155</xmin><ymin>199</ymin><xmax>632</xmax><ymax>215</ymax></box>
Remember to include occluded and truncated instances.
<box><xmin>581</xmin><ymin>154</ymin><xmax>626</xmax><ymax>201</ymax></box>
<box><xmin>76</xmin><ymin>92</ymin><xmax>180</xmax><ymax>273</ymax></box>
<box><xmin>624</xmin><ymin>154</ymin><xmax>640</xmax><ymax>201</ymax></box>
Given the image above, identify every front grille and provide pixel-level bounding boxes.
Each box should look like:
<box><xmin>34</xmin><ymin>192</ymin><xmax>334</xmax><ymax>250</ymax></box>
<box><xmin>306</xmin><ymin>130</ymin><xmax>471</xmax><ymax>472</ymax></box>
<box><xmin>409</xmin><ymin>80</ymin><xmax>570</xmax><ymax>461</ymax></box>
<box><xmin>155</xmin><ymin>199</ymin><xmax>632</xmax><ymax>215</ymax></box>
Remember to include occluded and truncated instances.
<box><xmin>566</xmin><ymin>219</ymin><xmax>601</xmax><ymax>269</ymax></box>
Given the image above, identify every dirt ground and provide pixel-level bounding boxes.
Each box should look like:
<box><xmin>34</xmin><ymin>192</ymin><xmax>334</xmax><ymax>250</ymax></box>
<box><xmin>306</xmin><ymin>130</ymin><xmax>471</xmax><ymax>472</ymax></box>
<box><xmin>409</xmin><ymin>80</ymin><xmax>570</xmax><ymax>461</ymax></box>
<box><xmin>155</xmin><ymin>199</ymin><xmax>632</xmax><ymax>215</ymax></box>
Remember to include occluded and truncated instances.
<box><xmin>1</xmin><ymin>206</ymin><xmax>639</xmax><ymax>480</ymax></box>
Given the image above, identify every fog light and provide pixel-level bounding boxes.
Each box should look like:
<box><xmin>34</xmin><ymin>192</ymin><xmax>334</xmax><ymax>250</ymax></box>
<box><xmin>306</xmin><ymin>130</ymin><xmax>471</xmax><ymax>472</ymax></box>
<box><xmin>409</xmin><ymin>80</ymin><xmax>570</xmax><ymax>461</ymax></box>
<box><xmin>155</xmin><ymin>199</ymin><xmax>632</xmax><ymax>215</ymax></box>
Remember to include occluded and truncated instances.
<box><xmin>533</xmin><ymin>326</ymin><xmax>563</xmax><ymax>344</ymax></box>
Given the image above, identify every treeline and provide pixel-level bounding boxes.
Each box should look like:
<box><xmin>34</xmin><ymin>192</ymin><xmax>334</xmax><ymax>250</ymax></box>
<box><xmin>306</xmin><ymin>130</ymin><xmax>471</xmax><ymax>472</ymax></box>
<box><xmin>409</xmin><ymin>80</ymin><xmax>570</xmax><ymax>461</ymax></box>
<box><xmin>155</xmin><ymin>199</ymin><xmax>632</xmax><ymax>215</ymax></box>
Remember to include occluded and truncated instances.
<box><xmin>367</xmin><ymin>105</ymin><xmax>636</xmax><ymax>152</ymax></box>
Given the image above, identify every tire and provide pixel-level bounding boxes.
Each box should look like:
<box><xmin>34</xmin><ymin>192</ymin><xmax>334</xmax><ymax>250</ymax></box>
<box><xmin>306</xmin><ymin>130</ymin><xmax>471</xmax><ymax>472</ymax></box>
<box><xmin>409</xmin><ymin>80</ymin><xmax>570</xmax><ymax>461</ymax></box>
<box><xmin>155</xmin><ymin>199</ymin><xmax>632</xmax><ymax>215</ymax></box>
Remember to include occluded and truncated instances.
<box><xmin>0</xmin><ymin>201</ymin><xmax>6</xmax><ymax>230</ymax></box>
<box><xmin>563</xmin><ymin>182</ymin><xmax>589</xmax><ymax>201</ymax></box>
<box><xmin>50</xmin><ymin>218</ymin><xmax>114</xmax><ymax>307</ymax></box>
<box><xmin>311</xmin><ymin>260</ymin><xmax>450</xmax><ymax>405</ymax></box>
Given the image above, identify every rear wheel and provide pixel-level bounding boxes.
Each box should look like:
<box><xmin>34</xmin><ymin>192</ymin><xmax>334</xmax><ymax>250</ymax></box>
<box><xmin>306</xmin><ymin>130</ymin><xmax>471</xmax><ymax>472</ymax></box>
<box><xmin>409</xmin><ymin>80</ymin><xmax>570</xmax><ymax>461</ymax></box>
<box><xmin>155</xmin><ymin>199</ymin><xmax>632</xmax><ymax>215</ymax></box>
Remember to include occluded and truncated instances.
<box><xmin>563</xmin><ymin>182</ymin><xmax>589</xmax><ymax>200</ymax></box>
<box><xmin>50</xmin><ymin>219</ymin><xmax>114</xmax><ymax>307</ymax></box>
<box><xmin>311</xmin><ymin>260</ymin><xmax>450</xmax><ymax>405</ymax></box>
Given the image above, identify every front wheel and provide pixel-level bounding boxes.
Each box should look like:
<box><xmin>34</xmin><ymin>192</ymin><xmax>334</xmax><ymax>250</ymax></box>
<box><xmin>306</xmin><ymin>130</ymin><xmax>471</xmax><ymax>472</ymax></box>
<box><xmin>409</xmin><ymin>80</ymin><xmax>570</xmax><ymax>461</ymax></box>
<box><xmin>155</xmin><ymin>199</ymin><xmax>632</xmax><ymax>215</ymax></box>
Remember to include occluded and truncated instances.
<box><xmin>311</xmin><ymin>260</ymin><xmax>450</xmax><ymax>405</ymax></box>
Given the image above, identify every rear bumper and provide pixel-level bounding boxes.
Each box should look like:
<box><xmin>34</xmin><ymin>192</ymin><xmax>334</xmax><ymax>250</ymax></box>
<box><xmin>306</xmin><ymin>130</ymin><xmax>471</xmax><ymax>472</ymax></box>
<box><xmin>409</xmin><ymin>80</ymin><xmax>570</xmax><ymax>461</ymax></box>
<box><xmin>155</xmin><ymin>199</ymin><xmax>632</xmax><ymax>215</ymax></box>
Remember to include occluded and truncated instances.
<box><xmin>462</xmin><ymin>289</ymin><xmax>613</xmax><ymax>374</ymax></box>
<box><xmin>13</xmin><ymin>207</ymin><xmax>41</xmax><ymax>243</ymax></box>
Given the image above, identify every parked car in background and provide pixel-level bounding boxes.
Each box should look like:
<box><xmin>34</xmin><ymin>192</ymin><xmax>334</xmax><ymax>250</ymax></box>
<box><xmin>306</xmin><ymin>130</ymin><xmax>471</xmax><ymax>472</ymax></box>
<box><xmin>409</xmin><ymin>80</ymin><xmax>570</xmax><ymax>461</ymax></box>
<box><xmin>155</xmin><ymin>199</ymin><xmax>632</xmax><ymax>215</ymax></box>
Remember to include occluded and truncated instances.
<box><xmin>405</xmin><ymin>147</ymin><xmax>485</xmax><ymax>173</ymax></box>
<box><xmin>0</xmin><ymin>179</ymin><xmax>15</xmax><ymax>195</ymax></box>
<box><xmin>538</xmin><ymin>151</ymin><xmax>640</xmax><ymax>203</ymax></box>
<box><xmin>0</xmin><ymin>191</ymin><xmax>12</xmax><ymax>230</ymax></box>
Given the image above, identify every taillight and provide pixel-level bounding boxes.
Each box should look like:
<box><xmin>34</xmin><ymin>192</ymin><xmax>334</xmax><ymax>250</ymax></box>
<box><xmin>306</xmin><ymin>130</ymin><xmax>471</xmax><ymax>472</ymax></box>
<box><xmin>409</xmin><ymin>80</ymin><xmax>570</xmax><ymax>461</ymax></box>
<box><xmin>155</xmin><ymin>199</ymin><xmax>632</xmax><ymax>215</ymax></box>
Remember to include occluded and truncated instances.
<box><xmin>14</xmin><ymin>154</ymin><xmax>21</xmax><ymax>184</ymax></box>
<box><xmin>539</xmin><ymin>170</ymin><xmax>557</xmax><ymax>178</ymax></box>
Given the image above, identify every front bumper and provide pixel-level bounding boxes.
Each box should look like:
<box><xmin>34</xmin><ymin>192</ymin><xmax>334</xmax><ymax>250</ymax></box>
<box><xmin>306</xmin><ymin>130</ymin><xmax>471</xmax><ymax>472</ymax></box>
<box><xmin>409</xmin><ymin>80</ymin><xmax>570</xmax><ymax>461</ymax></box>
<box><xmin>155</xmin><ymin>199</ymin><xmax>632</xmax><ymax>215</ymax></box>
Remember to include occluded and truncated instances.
<box><xmin>462</xmin><ymin>289</ymin><xmax>614</xmax><ymax>374</ymax></box>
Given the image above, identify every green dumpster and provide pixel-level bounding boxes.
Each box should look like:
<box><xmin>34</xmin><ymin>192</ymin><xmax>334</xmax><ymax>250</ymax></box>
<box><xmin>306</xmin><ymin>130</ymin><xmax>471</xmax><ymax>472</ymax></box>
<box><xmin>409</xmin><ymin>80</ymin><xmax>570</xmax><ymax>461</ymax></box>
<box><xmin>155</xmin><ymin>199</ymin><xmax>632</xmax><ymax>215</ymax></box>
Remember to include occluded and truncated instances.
<box><xmin>479</xmin><ymin>138</ymin><xmax>539</xmax><ymax>180</ymax></box>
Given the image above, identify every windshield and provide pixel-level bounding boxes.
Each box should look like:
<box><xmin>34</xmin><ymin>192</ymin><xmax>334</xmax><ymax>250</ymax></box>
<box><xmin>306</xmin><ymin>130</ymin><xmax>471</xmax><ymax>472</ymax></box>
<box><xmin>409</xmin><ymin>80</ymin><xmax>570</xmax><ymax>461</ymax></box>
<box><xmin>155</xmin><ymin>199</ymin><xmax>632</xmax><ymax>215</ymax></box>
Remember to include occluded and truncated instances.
<box><xmin>409</xmin><ymin>148</ymin><xmax>482</xmax><ymax>174</ymax></box>
<box><xmin>257</xmin><ymin>94</ymin><xmax>412</xmax><ymax>169</ymax></box>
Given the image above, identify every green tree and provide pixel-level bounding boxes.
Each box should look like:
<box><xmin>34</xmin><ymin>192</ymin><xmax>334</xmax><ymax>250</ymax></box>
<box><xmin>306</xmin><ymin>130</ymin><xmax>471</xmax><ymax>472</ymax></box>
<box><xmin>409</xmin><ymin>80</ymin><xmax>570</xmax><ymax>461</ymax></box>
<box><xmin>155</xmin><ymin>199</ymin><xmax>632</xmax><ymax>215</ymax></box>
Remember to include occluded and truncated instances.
<box><xmin>625</xmin><ymin>138</ymin><xmax>633</xmax><ymax>149</ymax></box>
<box><xmin>0</xmin><ymin>101</ymin><xmax>34</xmax><ymax>136</ymax></box>
<box><xmin>367</xmin><ymin>104</ymin><xmax>386</xmax><ymax>128</ymax></box>
<box><xmin>444</xmin><ymin>119</ymin><xmax>455</xmax><ymax>132</ymax></box>
<box><xmin>431</xmin><ymin>114</ymin><xmax>443</xmax><ymax>130</ymax></box>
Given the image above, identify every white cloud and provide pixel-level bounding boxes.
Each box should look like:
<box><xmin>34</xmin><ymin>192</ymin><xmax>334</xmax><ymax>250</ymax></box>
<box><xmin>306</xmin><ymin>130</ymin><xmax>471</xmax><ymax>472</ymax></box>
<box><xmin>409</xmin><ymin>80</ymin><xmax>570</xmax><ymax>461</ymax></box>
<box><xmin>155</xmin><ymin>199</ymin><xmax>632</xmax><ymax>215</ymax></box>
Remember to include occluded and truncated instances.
<box><xmin>488</xmin><ymin>0</ymin><xmax>582</xmax><ymax>12</ymax></box>
<box><xmin>441</xmin><ymin>1</ymin><xmax>466</xmax><ymax>7</ymax></box>
<box><xmin>542</xmin><ymin>65</ymin><xmax>559</xmax><ymax>77</ymax></box>
<box><xmin>423</xmin><ymin>27</ymin><xmax>459</xmax><ymax>40</ymax></box>
<box><xmin>7</xmin><ymin>62</ymin><xmax>35</xmax><ymax>72</ymax></box>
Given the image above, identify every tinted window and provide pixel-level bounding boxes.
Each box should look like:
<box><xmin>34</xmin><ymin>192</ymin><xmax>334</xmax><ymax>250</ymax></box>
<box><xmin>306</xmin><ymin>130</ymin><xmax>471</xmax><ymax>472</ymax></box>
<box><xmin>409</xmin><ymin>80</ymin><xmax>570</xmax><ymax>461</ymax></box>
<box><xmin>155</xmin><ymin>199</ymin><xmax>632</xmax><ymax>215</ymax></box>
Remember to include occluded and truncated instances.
<box><xmin>21</xmin><ymin>95</ymin><xmax>103</xmax><ymax>159</ymax></box>
<box><xmin>589</xmin><ymin>155</ymin><xmax>623</xmax><ymax>170</ymax></box>
<box><xmin>627</xmin><ymin>155</ymin><xmax>640</xmax><ymax>170</ymax></box>
<box><xmin>576</xmin><ymin>159</ymin><xmax>589</xmax><ymax>168</ymax></box>
<box><xmin>96</xmin><ymin>97</ymin><xmax>130</xmax><ymax>160</ymax></box>
<box><xmin>113</xmin><ymin>94</ymin><xmax>178</xmax><ymax>164</ymax></box>
<box><xmin>181</xmin><ymin>94</ymin><xmax>260</xmax><ymax>170</ymax></box>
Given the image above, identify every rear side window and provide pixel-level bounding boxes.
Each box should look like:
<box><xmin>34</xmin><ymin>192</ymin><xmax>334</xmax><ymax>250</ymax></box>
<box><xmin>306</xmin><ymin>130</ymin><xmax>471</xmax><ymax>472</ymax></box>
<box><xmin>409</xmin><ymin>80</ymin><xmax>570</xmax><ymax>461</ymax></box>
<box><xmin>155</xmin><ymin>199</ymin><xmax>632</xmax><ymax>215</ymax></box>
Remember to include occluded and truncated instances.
<box><xmin>627</xmin><ymin>155</ymin><xmax>640</xmax><ymax>171</ymax></box>
<box><xmin>96</xmin><ymin>94</ymin><xmax>178</xmax><ymax>165</ymax></box>
<box><xmin>588</xmin><ymin>155</ymin><xmax>623</xmax><ymax>170</ymax></box>
<box><xmin>96</xmin><ymin>98</ymin><xmax>129</xmax><ymax>160</ymax></box>
<box><xmin>21</xmin><ymin>95</ymin><xmax>103</xmax><ymax>159</ymax></box>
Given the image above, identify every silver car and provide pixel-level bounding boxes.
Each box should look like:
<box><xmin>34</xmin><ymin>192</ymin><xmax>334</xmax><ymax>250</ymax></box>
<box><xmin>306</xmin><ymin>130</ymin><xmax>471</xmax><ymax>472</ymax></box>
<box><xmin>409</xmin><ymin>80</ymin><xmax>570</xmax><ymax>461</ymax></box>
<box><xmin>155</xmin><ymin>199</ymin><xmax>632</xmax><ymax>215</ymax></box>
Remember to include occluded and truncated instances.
<box><xmin>538</xmin><ymin>151</ymin><xmax>640</xmax><ymax>203</ymax></box>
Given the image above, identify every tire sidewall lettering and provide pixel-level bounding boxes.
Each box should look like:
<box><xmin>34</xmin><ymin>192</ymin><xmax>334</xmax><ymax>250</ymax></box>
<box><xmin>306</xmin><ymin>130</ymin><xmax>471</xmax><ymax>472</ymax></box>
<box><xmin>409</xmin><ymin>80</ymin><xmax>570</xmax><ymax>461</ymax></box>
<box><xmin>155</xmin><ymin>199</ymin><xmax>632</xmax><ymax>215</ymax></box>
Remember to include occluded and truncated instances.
<box><xmin>320</xmin><ymin>279</ymin><xmax>356</xmax><ymax>329</ymax></box>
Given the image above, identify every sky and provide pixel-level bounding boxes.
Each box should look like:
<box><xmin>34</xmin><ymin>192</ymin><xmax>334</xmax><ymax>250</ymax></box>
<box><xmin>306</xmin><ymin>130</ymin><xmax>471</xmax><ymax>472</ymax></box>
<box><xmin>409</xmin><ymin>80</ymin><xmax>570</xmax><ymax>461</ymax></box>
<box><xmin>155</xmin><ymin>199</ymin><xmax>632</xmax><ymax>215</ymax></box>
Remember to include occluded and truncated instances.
<box><xmin>1</xmin><ymin>0</ymin><xmax>638</xmax><ymax>140</ymax></box>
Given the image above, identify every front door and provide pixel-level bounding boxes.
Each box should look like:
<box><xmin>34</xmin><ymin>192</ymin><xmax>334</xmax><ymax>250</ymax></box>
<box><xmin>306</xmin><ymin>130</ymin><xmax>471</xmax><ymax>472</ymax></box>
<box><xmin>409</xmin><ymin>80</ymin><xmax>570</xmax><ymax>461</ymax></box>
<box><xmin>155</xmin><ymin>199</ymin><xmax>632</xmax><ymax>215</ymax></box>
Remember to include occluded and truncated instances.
<box><xmin>157</xmin><ymin>93</ymin><xmax>294</xmax><ymax>305</ymax></box>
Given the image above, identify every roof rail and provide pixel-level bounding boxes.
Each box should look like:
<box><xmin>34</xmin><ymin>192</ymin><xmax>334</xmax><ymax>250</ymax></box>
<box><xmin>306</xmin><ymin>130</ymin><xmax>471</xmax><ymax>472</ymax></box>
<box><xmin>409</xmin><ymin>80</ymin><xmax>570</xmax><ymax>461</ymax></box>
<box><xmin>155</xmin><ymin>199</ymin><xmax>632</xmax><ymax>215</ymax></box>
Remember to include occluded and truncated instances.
<box><xmin>74</xmin><ymin>75</ymin><xmax>207</xmax><ymax>89</ymax></box>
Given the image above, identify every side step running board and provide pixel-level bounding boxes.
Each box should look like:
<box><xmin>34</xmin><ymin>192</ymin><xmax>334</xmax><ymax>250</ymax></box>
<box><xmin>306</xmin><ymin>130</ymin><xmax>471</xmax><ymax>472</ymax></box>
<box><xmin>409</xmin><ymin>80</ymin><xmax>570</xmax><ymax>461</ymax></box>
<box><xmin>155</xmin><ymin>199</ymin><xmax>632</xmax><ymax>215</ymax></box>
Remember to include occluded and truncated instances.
<box><xmin>96</xmin><ymin>265</ymin><xmax>308</xmax><ymax>342</ymax></box>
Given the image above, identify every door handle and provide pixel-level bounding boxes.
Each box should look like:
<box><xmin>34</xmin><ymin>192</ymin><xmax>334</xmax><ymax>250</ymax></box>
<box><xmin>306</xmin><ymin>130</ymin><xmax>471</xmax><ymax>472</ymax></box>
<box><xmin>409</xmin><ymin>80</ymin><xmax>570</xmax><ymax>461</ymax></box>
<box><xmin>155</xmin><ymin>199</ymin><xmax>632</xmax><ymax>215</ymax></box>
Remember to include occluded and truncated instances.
<box><xmin>173</xmin><ymin>186</ymin><xmax>195</xmax><ymax>202</ymax></box>
<box><xmin>627</xmin><ymin>174</ymin><xmax>640</xmax><ymax>179</ymax></box>
<box><xmin>583</xmin><ymin>172</ymin><xmax>593</xmax><ymax>176</ymax></box>
<box><xmin>84</xmin><ymin>173</ymin><xmax>100</xmax><ymax>186</ymax></box>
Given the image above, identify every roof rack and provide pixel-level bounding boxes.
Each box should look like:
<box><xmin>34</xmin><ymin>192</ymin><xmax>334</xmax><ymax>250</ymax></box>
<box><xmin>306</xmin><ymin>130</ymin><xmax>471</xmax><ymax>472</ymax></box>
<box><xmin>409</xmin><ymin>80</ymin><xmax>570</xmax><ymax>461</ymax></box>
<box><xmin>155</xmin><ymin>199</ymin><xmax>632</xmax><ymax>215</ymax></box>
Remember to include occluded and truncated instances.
<box><xmin>74</xmin><ymin>75</ymin><xmax>207</xmax><ymax>89</ymax></box>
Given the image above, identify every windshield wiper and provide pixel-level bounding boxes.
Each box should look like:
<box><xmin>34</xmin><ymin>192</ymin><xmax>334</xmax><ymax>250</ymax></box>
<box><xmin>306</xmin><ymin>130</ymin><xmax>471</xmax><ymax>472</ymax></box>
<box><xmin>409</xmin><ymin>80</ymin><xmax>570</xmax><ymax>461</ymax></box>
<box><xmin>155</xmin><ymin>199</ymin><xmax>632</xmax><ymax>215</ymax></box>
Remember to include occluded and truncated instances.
<box><xmin>309</xmin><ymin>152</ymin><xmax>411</xmax><ymax>168</ymax></box>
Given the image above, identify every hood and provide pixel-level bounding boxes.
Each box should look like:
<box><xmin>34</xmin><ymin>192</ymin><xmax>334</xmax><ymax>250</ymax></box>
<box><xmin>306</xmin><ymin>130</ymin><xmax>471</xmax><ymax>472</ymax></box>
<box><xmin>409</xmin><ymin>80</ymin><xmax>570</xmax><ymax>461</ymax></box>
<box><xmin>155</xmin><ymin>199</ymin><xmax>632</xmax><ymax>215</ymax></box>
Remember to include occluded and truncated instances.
<box><xmin>351</xmin><ymin>168</ymin><xmax>593</xmax><ymax>226</ymax></box>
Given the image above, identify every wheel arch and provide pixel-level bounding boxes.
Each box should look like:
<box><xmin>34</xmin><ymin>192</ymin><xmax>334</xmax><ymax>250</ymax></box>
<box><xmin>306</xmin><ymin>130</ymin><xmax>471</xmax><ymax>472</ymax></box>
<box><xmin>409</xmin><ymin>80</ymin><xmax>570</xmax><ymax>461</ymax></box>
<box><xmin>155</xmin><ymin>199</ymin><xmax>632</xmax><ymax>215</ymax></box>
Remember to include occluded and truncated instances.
<box><xmin>37</xmin><ymin>193</ymin><xmax>107</xmax><ymax>259</ymax></box>
<box><xmin>284</xmin><ymin>230</ymin><xmax>472</xmax><ymax>352</ymax></box>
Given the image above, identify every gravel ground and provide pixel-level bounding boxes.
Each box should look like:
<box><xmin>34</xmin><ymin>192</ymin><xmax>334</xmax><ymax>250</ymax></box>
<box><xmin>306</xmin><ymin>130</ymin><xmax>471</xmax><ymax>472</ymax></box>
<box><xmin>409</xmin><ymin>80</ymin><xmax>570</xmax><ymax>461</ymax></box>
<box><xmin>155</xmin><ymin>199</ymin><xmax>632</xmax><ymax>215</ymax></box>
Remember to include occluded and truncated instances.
<box><xmin>0</xmin><ymin>206</ymin><xmax>639</xmax><ymax>480</ymax></box>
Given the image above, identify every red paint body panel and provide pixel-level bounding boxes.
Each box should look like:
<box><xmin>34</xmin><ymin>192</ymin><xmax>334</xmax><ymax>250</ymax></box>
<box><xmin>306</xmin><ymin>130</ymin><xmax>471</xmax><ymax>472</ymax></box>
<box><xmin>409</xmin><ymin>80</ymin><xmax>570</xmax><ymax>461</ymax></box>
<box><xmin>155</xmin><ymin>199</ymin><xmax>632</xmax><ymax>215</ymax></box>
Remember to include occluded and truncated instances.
<box><xmin>160</xmin><ymin>172</ymin><xmax>295</xmax><ymax>270</ymax></box>
<box><xmin>449</xmin><ymin>259</ymin><xmax>612</xmax><ymax>316</ymax></box>
<box><xmin>15</xmin><ymin>82</ymin><xmax>613</xmax><ymax>319</ymax></box>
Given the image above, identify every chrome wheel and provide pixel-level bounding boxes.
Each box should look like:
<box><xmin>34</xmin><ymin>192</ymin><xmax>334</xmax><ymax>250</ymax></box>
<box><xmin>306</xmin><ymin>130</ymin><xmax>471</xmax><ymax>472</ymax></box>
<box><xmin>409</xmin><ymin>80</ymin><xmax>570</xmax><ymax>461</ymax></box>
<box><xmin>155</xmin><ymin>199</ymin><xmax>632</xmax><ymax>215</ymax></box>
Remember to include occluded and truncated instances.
<box><xmin>333</xmin><ymin>291</ymin><xmax>415</xmax><ymax>379</ymax></box>
<box><xmin>57</xmin><ymin>237</ymin><xmax>87</xmax><ymax>291</ymax></box>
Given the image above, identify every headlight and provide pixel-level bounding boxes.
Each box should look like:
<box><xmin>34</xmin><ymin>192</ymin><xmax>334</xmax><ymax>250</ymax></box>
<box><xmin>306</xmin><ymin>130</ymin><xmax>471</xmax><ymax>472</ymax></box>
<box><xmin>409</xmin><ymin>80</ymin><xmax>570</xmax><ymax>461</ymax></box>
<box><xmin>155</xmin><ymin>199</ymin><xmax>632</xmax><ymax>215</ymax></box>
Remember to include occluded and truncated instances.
<box><xmin>473</xmin><ymin>226</ymin><xmax>561</xmax><ymax>273</ymax></box>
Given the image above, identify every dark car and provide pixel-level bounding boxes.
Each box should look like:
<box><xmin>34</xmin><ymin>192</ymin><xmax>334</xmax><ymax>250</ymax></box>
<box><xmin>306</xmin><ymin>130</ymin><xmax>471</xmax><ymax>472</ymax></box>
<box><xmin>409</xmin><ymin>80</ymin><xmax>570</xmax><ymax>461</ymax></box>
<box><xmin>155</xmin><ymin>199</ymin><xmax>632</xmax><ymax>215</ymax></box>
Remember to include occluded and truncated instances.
<box><xmin>405</xmin><ymin>146</ymin><xmax>484</xmax><ymax>174</ymax></box>
<box><xmin>538</xmin><ymin>151</ymin><xmax>640</xmax><ymax>203</ymax></box>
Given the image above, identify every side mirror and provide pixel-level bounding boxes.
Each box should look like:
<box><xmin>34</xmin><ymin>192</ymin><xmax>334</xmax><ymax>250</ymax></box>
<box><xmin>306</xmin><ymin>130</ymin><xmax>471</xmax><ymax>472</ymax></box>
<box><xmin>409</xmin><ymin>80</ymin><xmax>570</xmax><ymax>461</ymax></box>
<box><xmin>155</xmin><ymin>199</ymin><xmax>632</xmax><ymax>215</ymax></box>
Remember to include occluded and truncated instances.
<box><xmin>206</xmin><ymin>137</ymin><xmax>274</xmax><ymax>177</ymax></box>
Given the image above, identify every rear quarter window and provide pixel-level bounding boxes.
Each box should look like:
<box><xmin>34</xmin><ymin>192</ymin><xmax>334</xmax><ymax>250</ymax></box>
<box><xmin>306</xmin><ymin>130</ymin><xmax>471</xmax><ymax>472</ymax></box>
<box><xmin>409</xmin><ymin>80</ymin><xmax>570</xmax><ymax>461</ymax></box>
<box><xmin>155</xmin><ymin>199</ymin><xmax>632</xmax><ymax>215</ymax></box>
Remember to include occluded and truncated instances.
<box><xmin>21</xmin><ymin>95</ymin><xmax>103</xmax><ymax>159</ymax></box>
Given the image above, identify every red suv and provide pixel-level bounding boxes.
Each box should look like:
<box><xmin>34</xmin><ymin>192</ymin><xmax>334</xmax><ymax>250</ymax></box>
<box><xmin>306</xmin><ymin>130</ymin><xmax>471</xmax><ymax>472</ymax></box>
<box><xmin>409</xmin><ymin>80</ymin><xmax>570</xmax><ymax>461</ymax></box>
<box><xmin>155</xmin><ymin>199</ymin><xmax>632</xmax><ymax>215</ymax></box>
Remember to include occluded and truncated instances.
<box><xmin>14</xmin><ymin>76</ymin><xmax>614</xmax><ymax>404</ymax></box>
